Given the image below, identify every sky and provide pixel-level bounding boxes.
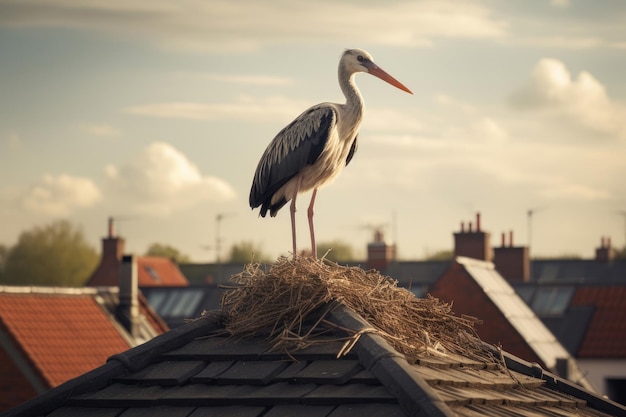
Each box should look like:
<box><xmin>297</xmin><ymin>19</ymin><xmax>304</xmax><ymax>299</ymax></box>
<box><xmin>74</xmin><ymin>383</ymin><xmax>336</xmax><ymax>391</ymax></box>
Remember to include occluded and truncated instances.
<box><xmin>1</xmin><ymin>0</ymin><xmax>625</xmax><ymax>262</ymax></box>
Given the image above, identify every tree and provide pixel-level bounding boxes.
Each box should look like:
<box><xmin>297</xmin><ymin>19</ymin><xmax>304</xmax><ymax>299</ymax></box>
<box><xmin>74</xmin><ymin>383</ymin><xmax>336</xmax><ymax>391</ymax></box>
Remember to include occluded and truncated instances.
<box><xmin>424</xmin><ymin>249</ymin><xmax>454</xmax><ymax>261</ymax></box>
<box><xmin>317</xmin><ymin>240</ymin><xmax>355</xmax><ymax>262</ymax></box>
<box><xmin>228</xmin><ymin>241</ymin><xmax>270</xmax><ymax>263</ymax></box>
<box><xmin>1</xmin><ymin>220</ymin><xmax>99</xmax><ymax>286</ymax></box>
<box><xmin>145</xmin><ymin>243</ymin><xmax>191</xmax><ymax>263</ymax></box>
<box><xmin>0</xmin><ymin>244</ymin><xmax>8</xmax><ymax>282</ymax></box>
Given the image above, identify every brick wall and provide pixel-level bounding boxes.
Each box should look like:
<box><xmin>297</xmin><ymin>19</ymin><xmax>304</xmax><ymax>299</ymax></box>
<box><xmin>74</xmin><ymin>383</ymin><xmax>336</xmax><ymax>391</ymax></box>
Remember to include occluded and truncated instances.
<box><xmin>429</xmin><ymin>261</ymin><xmax>543</xmax><ymax>367</ymax></box>
<box><xmin>0</xmin><ymin>346</ymin><xmax>39</xmax><ymax>412</ymax></box>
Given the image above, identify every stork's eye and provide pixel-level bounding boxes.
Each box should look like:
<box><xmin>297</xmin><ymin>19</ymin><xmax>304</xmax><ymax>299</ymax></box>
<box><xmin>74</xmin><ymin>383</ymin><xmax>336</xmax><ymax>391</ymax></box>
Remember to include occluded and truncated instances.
<box><xmin>357</xmin><ymin>55</ymin><xmax>364</xmax><ymax>62</ymax></box>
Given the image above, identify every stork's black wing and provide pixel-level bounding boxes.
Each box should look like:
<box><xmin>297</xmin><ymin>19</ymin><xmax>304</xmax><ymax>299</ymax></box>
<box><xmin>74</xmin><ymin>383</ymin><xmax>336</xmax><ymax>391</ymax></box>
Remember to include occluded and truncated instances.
<box><xmin>345</xmin><ymin>134</ymin><xmax>358</xmax><ymax>166</ymax></box>
<box><xmin>250</xmin><ymin>105</ymin><xmax>336</xmax><ymax>217</ymax></box>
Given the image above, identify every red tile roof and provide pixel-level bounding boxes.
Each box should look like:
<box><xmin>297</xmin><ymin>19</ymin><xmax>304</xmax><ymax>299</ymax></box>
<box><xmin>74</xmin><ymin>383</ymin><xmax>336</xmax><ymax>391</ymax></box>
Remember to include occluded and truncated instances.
<box><xmin>0</xmin><ymin>293</ymin><xmax>131</xmax><ymax>387</ymax></box>
<box><xmin>87</xmin><ymin>256</ymin><xmax>189</xmax><ymax>287</ymax></box>
<box><xmin>137</xmin><ymin>256</ymin><xmax>189</xmax><ymax>287</ymax></box>
<box><xmin>572</xmin><ymin>286</ymin><xmax>626</xmax><ymax>358</ymax></box>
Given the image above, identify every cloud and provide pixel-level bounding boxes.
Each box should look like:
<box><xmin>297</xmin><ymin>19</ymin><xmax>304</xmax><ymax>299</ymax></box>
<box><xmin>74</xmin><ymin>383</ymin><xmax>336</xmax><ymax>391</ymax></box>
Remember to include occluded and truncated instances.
<box><xmin>434</xmin><ymin>94</ymin><xmax>477</xmax><ymax>114</ymax></box>
<box><xmin>81</xmin><ymin>123</ymin><xmax>120</xmax><ymax>137</ymax></box>
<box><xmin>0</xmin><ymin>0</ymin><xmax>507</xmax><ymax>52</ymax></box>
<box><xmin>126</xmin><ymin>96</ymin><xmax>310</xmax><ymax>122</ymax></box>
<box><xmin>20</xmin><ymin>174</ymin><xmax>102</xmax><ymax>216</ymax></box>
<box><xmin>104</xmin><ymin>142</ymin><xmax>235</xmax><ymax>216</ymax></box>
<box><xmin>364</xmin><ymin>108</ymin><xmax>427</xmax><ymax>133</ymax></box>
<box><xmin>4</xmin><ymin>131</ymin><xmax>22</xmax><ymax>150</ymax></box>
<box><xmin>539</xmin><ymin>184</ymin><xmax>610</xmax><ymax>201</ymax></box>
<box><xmin>510</xmin><ymin>58</ymin><xmax>626</xmax><ymax>136</ymax></box>
<box><xmin>549</xmin><ymin>0</ymin><xmax>570</xmax><ymax>8</ymax></box>
<box><xmin>442</xmin><ymin>117</ymin><xmax>509</xmax><ymax>145</ymax></box>
<box><xmin>201</xmin><ymin>73</ymin><xmax>292</xmax><ymax>86</ymax></box>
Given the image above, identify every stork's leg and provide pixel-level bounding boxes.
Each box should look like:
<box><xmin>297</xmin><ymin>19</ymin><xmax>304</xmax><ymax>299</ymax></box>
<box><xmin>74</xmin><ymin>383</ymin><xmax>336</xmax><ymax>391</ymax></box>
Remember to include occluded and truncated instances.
<box><xmin>290</xmin><ymin>176</ymin><xmax>303</xmax><ymax>257</ymax></box>
<box><xmin>307</xmin><ymin>188</ymin><xmax>318</xmax><ymax>259</ymax></box>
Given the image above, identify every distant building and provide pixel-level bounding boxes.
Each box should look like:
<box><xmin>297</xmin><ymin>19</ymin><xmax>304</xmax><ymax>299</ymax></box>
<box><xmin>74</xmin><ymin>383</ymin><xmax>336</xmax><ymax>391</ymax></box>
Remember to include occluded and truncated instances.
<box><xmin>87</xmin><ymin>217</ymin><xmax>189</xmax><ymax>287</ymax></box>
<box><xmin>0</xmin><ymin>255</ymin><xmax>168</xmax><ymax>412</ymax></box>
<box><xmin>154</xmin><ymin>213</ymin><xmax>626</xmax><ymax>403</ymax></box>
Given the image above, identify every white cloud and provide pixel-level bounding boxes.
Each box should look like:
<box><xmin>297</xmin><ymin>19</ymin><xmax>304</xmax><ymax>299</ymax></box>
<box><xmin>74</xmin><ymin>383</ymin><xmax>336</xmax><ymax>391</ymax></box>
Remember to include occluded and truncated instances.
<box><xmin>126</xmin><ymin>96</ymin><xmax>310</xmax><ymax>123</ymax></box>
<box><xmin>518</xmin><ymin>36</ymin><xmax>607</xmax><ymax>50</ymax></box>
<box><xmin>549</xmin><ymin>0</ymin><xmax>570</xmax><ymax>8</ymax></box>
<box><xmin>364</xmin><ymin>108</ymin><xmax>427</xmax><ymax>133</ymax></box>
<box><xmin>442</xmin><ymin>117</ymin><xmax>509</xmax><ymax>145</ymax></box>
<box><xmin>104</xmin><ymin>142</ymin><xmax>236</xmax><ymax>216</ymax></box>
<box><xmin>434</xmin><ymin>94</ymin><xmax>477</xmax><ymax>114</ymax></box>
<box><xmin>0</xmin><ymin>0</ymin><xmax>507</xmax><ymax>52</ymax></box>
<box><xmin>20</xmin><ymin>174</ymin><xmax>102</xmax><ymax>216</ymax></box>
<box><xmin>510</xmin><ymin>58</ymin><xmax>626</xmax><ymax>136</ymax></box>
<box><xmin>201</xmin><ymin>73</ymin><xmax>293</xmax><ymax>86</ymax></box>
<box><xmin>4</xmin><ymin>131</ymin><xmax>22</xmax><ymax>150</ymax></box>
<box><xmin>81</xmin><ymin>123</ymin><xmax>120</xmax><ymax>137</ymax></box>
<box><xmin>539</xmin><ymin>184</ymin><xmax>610</xmax><ymax>201</ymax></box>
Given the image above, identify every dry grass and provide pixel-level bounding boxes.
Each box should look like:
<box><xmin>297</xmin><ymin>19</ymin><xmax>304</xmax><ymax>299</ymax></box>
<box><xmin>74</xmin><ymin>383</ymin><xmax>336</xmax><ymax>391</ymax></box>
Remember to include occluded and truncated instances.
<box><xmin>220</xmin><ymin>256</ymin><xmax>492</xmax><ymax>363</ymax></box>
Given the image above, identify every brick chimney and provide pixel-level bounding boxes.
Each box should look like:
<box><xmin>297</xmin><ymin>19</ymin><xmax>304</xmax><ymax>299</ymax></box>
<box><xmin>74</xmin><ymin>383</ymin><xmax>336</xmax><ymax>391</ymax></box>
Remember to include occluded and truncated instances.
<box><xmin>453</xmin><ymin>212</ymin><xmax>492</xmax><ymax>261</ymax></box>
<box><xmin>493</xmin><ymin>231</ymin><xmax>530</xmax><ymax>282</ymax></box>
<box><xmin>86</xmin><ymin>217</ymin><xmax>125</xmax><ymax>286</ymax></box>
<box><xmin>117</xmin><ymin>255</ymin><xmax>140</xmax><ymax>339</ymax></box>
<box><xmin>595</xmin><ymin>236</ymin><xmax>615</xmax><ymax>263</ymax></box>
<box><xmin>367</xmin><ymin>229</ymin><xmax>396</xmax><ymax>271</ymax></box>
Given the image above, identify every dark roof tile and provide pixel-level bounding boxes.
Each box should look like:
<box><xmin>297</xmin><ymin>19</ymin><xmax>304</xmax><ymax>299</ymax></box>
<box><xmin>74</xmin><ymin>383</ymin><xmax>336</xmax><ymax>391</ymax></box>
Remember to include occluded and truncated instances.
<box><xmin>115</xmin><ymin>360</ymin><xmax>206</xmax><ymax>385</ymax></box>
<box><xmin>302</xmin><ymin>384</ymin><xmax>396</xmax><ymax>405</ymax></box>
<box><xmin>215</xmin><ymin>361</ymin><xmax>290</xmax><ymax>385</ymax></box>
<box><xmin>262</xmin><ymin>404</ymin><xmax>334</xmax><ymax>417</ymax></box>
<box><xmin>273</xmin><ymin>361</ymin><xmax>310</xmax><ymax>382</ymax></box>
<box><xmin>236</xmin><ymin>382</ymin><xmax>319</xmax><ymax>404</ymax></box>
<box><xmin>161</xmin><ymin>384</ymin><xmax>257</xmax><ymax>406</ymax></box>
<box><xmin>6</xmin><ymin>305</ymin><xmax>624</xmax><ymax>417</ymax></box>
<box><xmin>327</xmin><ymin>403</ymin><xmax>407</xmax><ymax>417</ymax></box>
<box><xmin>47</xmin><ymin>407</ymin><xmax>124</xmax><ymax>417</ymax></box>
<box><xmin>187</xmin><ymin>405</ymin><xmax>266</xmax><ymax>417</ymax></box>
<box><xmin>163</xmin><ymin>337</ymin><xmax>271</xmax><ymax>361</ymax></box>
<box><xmin>72</xmin><ymin>383</ymin><xmax>171</xmax><ymax>407</ymax></box>
<box><xmin>349</xmin><ymin>369</ymin><xmax>378</xmax><ymax>385</ymax></box>
<box><xmin>118</xmin><ymin>405</ymin><xmax>196</xmax><ymax>417</ymax></box>
<box><xmin>293</xmin><ymin>360</ymin><xmax>361</xmax><ymax>384</ymax></box>
<box><xmin>190</xmin><ymin>361</ymin><xmax>236</xmax><ymax>383</ymax></box>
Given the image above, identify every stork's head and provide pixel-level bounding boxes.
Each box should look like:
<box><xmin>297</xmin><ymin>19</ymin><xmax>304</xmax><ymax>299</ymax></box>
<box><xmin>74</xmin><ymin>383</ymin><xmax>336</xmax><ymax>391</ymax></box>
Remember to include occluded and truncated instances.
<box><xmin>341</xmin><ymin>48</ymin><xmax>413</xmax><ymax>94</ymax></box>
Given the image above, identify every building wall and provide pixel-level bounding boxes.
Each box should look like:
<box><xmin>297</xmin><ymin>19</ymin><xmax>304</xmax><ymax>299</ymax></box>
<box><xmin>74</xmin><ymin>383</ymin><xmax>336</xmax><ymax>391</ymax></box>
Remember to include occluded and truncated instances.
<box><xmin>429</xmin><ymin>262</ymin><xmax>543</xmax><ymax>367</ymax></box>
<box><xmin>0</xmin><ymin>346</ymin><xmax>39</xmax><ymax>412</ymax></box>
<box><xmin>576</xmin><ymin>358</ymin><xmax>626</xmax><ymax>403</ymax></box>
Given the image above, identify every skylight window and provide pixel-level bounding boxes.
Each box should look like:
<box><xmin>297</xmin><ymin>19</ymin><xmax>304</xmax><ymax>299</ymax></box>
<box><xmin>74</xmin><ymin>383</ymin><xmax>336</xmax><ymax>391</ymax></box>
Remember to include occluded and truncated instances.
<box><xmin>144</xmin><ymin>265</ymin><xmax>162</xmax><ymax>282</ymax></box>
<box><xmin>530</xmin><ymin>287</ymin><xmax>574</xmax><ymax>316</ymax></box>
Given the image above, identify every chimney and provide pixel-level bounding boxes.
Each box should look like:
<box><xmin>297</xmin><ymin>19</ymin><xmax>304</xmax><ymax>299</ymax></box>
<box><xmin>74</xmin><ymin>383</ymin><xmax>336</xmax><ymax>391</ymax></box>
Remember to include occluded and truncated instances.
<box><xmin>367</xmin><ymin>230</ymin><xmax>396</xmax><ymax>271</ymax></box>
<box><xmin>493</xmin><ymin>230</ymin><xmax>530</xmax><ymax>282</ymax></box>
<box><xmin>87</xmin><ymin>217</ymin><xmax>126</xmax><ymax>286</ymax></box>
<box><xmin>595</xmin><ymin>236</ymin><xmax>615</xmax><ymax>263</ymax></box>
<box><xmin>117</xmin><ymin>255</ymin><xmax>140</xmax><ymax>339</ymax></box>
<box><xmin>453</xmin><ymin>212</ymin><xmax>492</xmax><ymax>261</ymax></box>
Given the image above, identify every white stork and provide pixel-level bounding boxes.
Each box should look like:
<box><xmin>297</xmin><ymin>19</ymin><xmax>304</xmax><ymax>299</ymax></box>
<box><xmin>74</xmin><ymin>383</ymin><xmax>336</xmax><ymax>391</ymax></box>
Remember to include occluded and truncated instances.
<box><xmin>249</xmin><ymin>48</ymin><xmax>412</xmax><ymax>258</ymax></box>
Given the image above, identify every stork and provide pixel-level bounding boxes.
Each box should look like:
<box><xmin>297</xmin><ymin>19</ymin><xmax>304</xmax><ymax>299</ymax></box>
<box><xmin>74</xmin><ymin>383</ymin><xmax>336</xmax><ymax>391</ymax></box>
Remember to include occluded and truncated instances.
<box><xmin>249</xmin><ymin>48</ymin><xmax>412</xmax><ymax>258</ymax></box>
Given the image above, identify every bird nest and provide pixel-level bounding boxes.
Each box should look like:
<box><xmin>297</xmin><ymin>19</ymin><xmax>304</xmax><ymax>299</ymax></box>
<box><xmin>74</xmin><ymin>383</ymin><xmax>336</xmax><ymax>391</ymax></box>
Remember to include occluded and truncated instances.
<box><xmin>220</xmin><ymin>255</ymin><xmax>491</xmax><ymax>363</ymax></box>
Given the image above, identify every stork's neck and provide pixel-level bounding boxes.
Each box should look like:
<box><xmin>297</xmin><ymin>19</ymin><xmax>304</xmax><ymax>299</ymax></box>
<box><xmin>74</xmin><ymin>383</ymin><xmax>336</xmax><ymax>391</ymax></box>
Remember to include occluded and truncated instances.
<box><xmin>338</xmin><ymin>66</ymin><xmax>364</xmax><ymax>118</ymax></box>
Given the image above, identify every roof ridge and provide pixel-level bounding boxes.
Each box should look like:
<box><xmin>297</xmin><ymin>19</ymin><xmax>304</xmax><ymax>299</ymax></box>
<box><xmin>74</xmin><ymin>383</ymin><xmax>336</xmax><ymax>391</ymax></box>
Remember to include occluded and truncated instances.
<box><xmin>0</xmin><ymin>286</ymin><xmax>100</xmax><ymax>295</ymax></box>
<box><xmin>327</xmin><ymin>304</ymin><xmax>455</xmax><ymax>417</ymax></box>
<box><xmin>107</xmin><ymin>310</ymin><xmax>224</xmax><ymax>372</ymax></box>
<box><xmin>455</xmin><ymin>256</ymin><xmax>495</xmax><ymax>269</ymax></box>
<box><xmin>497</xmin><ymin>348</ymin><xmax>626</xmax><ymax>416</ymax></box>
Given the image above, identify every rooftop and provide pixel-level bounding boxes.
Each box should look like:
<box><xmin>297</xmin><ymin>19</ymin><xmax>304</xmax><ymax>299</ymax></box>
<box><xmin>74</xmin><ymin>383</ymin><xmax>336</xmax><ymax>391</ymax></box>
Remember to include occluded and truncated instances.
<box><xmin>0</xmin><ymin>288</ymin><xmax>130</xmax><ymax>388</ymax></box>
<box><xmin>5</xmin><ymin>306</ymin><xmax>624</xmax><ymax>417</ymax></box>
<box><xmin>5</xmin><ymin>257</ymin><xmax>624</xmax><ymax>417</ymax></box>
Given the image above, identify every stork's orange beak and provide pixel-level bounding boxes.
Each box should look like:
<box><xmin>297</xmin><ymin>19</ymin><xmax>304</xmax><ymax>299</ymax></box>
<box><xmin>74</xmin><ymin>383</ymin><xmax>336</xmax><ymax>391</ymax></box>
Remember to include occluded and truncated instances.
<box><xmin>367</xmin><ymin>64</ymin><xmax>413</xmax><ymax>95</ymax></box>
